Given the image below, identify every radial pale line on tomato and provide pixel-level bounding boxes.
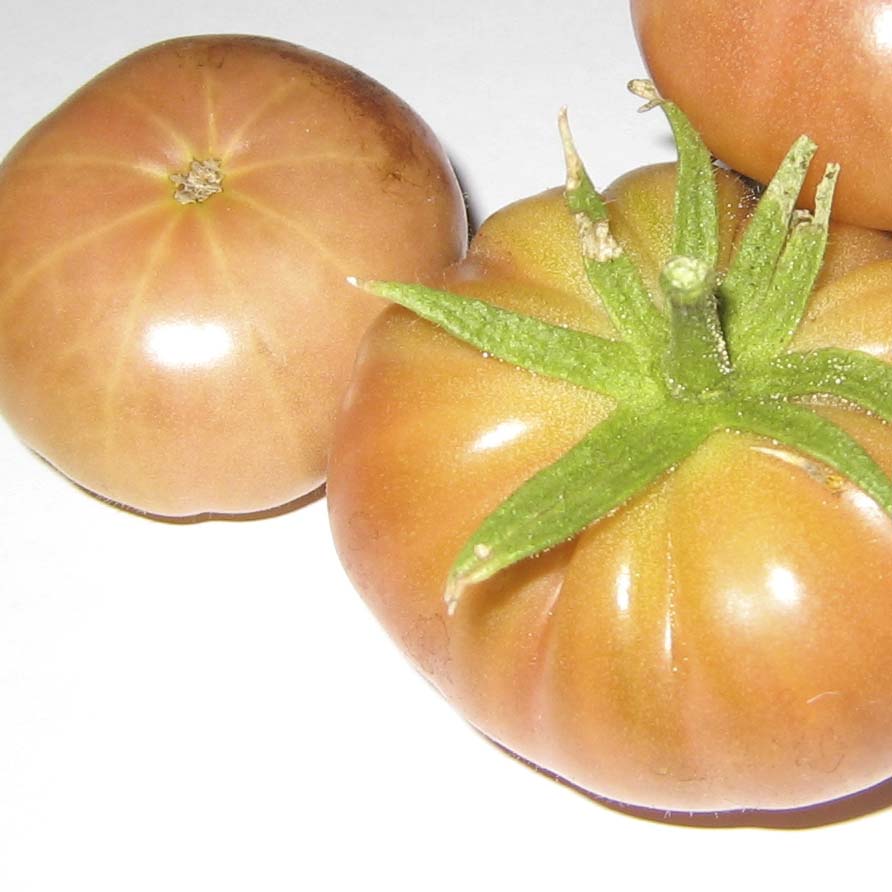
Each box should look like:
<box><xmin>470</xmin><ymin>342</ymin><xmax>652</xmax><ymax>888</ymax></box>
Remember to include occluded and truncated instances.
<box><xmin>224</xmin><ymin>189</ymin><xmax>351</xmax><ymax>280</ymax></box>
<box><xmin>101</xmin><ymin>85</ymin><xmax>199</xmax><ymax>162</ymax></box>
<box><xmin>99</xmin><ymin>213</ymin><xmax>184</xmax><ymax>485</ymax></box>
<box><xmin>0</xmin><ymin>198</ymin><xmax>172</xmax><ymax>322</ymax></box>
<box><xmin>196</xmin><ymin>211</ymin><xmax>300</xmax><ymax>451</ymax></box>
<box><xmin>201</xmin><ymin>217</ymin><xmax>306</xmax><ymax>466</ymax></box>
<box><xmin>225</xmin><ymin>152</ymin><xmax>394</xmax><ymax>179</ymax></box>
<box><xmin>538</xmin><ymin>477</ymin><xmax>704</xmax><ymax>778</ymax></box>
<box><xmin>38</xmin><ymin>214</ymin><xmax>179</xmax><ymax>379</ymax></box>
<box><xmin>199</xmin><ymin>63</ymin><xmax>220</xmax><ymax>154</ymax></box>
<box><xmin>218</xmin><ymin>78</ymin><xmax>315</xmax><ymax>164</ymax></box>
<box><xmin>531</xmin><ymin>539</ymin><xmax>582</xmax><ymax>730</ymax></box>
<box><xmin>644</xmin><ymin>484</ymin><xmax>692</xmax><ymax>760</ymax></box>
<box><xmin>656</xmin><ymin>443</ymin><xmax>764</xmax><ymax>748</ymax></box>
<box><xmin>13</xmin><ymin>154</ymin><xmax>171</xmax><ymax>179</ymax></box>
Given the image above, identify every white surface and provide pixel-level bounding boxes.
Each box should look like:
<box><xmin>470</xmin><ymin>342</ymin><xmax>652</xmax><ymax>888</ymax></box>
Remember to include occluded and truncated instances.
<box><xmin>0</xmin><ymin>2</ymin><xmax>888</xmax><ymax>890</ymax></box>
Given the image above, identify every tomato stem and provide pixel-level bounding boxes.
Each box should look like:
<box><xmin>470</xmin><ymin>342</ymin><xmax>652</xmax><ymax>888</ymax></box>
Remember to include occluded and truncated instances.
<box><xmin>170</xmin><ymin>158</ymin><xmax>224</xmax><ymax>204</ymax></box>
<box><xmin>661</xmin><ymin>256</ymin><xmax>728</xmax><ymax>393</ymax></box>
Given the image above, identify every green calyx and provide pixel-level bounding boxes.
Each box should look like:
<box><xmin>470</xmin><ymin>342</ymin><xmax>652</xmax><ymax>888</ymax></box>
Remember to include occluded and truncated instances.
<box><xmin>351</xmin><ymin>80</ymin><xmax>892</xmax><ymax>615</ymax></box>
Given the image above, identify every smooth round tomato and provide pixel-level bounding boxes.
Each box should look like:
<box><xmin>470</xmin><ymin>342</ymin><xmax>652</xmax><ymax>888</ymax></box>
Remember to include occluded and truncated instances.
<box><xmin>327</xmin><ymin>159</ymin><xmax>892</xmax><ymax>813</ymax></box>
<box><xmin>631</xmin><ymin>0</ymin><xmax>892</xmax><ymax>230</ymax></box>
<box><xmin>0</xmin><ymin>35</ymin><xmax>466</xmax><ymax>516</ymax></box>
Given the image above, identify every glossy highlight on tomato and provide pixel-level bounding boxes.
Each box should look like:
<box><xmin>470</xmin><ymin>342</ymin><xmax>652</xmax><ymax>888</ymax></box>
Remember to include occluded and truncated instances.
<box><xmin>0</xmin><ymin>35</ymin><xmax>467</xmax><ymax>516</ymax></box>
<box><xmin>328</xmin><ymin>153</ymin><xmax>892</xmax><ymax>813</ymax></box>
<box><xmin>632</xmin><ymin>0</ymin><xmax>892</xmax><ymax>230</ymax></box>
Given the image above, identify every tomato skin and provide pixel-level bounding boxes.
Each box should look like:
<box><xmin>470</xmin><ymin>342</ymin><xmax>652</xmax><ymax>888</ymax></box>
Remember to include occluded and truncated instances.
<box><xmin>0</xmin><ymin>35</ymin><xmax>466</xmax><ymax>516</ymax></box>
<box><xmin>328</xmin><ymin>163</ymin><xmax>892</xmax><ymax>812</ymax></box>
<box><xmin>631</xmin><ymin>0</ymin><xmax>892</xmax><ymax>230</ymax></box>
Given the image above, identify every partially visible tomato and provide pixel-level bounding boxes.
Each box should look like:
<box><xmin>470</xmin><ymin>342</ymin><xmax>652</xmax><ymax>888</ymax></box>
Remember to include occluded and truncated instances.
<box><xmin>0</xmin><ymin>35</ymin><xmax>466</xmax><ymax>516</ymax></box>
<box><xmin>327</xmin><ymin>143</ymin><xmax>892</xmax><ymax>812</ymax></box>
<box><xmin>631</xmin><ymin>0</ymin><xmax>892</xmax><ymax>230</ymax></box>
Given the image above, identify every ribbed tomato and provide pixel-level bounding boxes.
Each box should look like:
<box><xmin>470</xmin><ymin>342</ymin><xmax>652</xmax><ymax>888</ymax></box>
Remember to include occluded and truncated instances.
<box><xmin>0</xmin><ymin>35</ymin><xmax>466</xmax><ymax>516</ymax></box>
<box><xmin>632</xmin><ymin>0</ymin><xmax>892</xmax><ymax>230</ymax></box>
<box><xmin>327</xmin><ymin>117</ymin><xmax>892</xmax><ymax>812</ymax></box>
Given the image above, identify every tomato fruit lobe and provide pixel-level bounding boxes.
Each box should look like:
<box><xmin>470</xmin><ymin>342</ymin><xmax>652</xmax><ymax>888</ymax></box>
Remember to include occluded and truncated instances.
<box><xmin>632</xmin><ymin>0</ymin><xmax>892</xmax><ymax>230</ymax></box>
<box><xmin>0</xmin><ymin>35</ymin><xmax>467</xmax><ymax>516</ymax></box>
<box><xmin>329</xmin><ymin>91</ymin><xmax>892</xmax><ymax>813</ymax></box>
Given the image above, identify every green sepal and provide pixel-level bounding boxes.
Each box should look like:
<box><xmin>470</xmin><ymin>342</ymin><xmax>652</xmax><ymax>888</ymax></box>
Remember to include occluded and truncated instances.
<box><xmin>558</xmin><ymin>108</ymin><xmax>610</xmax><ymax>223</ymax></box>
<box><xmin>725</xmin><ymin>397</ymin><xmax>892</xmax><ymax>513</ymax></box>
<box><xmin>628</xmin><ymin>79</ymin><xmax>718</xmax><ymax>268</ymax></box>
<box><xmin>664</xmin><ymin>103</ymin><xmax>719</xmax><ymax>267</ymax></box>
<box><xmin>719</xmin><ymin>136</ymin><xmax>818</xmax><ymax>363</ymax></box>
<box><xmin>729</xmin><ymin>163</ymin><xmax>838</xmax><ymax>367</ymax></box>
<box><xmin>445</xmin><ymin>399</ymin><xmax>716</xmax><ymax>612</ymax></box>
<box><xmin>630</xmin><ymin>82</ymin><xmax>728</xmax><ymax>394</ymax></box>
<box><xmin>558</xmin><ymin>109</ymin><xmax>669</xmax><ymax>360</ymax></box>
<box><xmin>750</xmin><ymin>347</ymin><xmax>892</xmax><ymax>423</ymax></box>
<box><xmin>353</xmin><ymin>280</ymin><xmax>650</xmax><ymax>400</ymax></box>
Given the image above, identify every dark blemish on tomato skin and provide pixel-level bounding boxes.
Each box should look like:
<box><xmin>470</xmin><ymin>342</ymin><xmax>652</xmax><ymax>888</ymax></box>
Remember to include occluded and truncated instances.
<box><xmin>167</xmin><ymin>34</ymin><xmax>300</xmax><ymax>71</ymax></box>
<box><xmin>202</xmin><ymin>43</ymin><xmax>229</xmax><ymax>70</ymax></box>
<box><xmin>324</xmin><ymin>62</ymin><xmax>425</xmax><ymax>177</ymax></box>
<box><xmin>405</xmin><ymin>612</ymin><xmax>453</xmax><ymax>685</ymax></box>
<box><xmin>161</xmin><ymin>36</ymin><xmax>444</xmax><ymax>194</ymax></box>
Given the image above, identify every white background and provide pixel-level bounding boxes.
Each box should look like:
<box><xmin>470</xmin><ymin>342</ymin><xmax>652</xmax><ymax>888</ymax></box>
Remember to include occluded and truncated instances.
<box><xmin>1</xmin><ymin>2</ymin><xmax>890</xmax><ymax>890</ymax></box>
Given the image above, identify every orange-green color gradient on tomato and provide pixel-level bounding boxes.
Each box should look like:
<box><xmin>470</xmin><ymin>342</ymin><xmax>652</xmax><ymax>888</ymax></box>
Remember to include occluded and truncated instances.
<box><xmin>0</xmin><ymin>35</ymin><xmax>467</xmax><ymax>516</ymax></box>
<box><xmin>632</xmin><ymin>0</ymin><xmax>892</xmax><ymax>230</ymax></box>
<box><xmin>327</xmin><ymin>164</ymin><xmax>892</xmax><ymax>813</ymax></box>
